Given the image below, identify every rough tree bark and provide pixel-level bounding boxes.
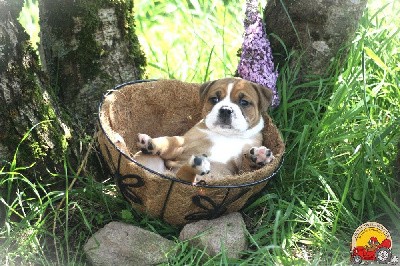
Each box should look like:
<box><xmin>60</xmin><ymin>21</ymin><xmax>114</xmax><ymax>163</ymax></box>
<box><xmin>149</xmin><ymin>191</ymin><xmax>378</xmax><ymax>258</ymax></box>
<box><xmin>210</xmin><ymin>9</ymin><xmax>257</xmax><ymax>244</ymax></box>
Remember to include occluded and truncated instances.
<box><xmin>0</xmin><ymin>0</ymin><xmax>146</xmax><ymax>174</ymax></box>
<box><xmin>0</xmin><ymin>0</ymin><xmax>67</xmax><ymax>172</ymax></box>
<box><xmin>264</xmin><ymin>0</ymin><xmax>367</xmax><ymax>77</ymax></box>
<box><xmin>39</xmin><ymin>0</ymin><xmax>146</xmax><ymax>133</ymax></box>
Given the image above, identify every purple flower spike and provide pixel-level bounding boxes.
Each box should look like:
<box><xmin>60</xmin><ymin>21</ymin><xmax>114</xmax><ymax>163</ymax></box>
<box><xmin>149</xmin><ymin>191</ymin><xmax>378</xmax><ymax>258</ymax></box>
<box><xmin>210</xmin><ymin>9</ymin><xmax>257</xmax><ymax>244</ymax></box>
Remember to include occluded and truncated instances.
<box><xmin>237</xmin><ymin>0</ymin><xmax>279</xmax><ymax>107</ymax></box>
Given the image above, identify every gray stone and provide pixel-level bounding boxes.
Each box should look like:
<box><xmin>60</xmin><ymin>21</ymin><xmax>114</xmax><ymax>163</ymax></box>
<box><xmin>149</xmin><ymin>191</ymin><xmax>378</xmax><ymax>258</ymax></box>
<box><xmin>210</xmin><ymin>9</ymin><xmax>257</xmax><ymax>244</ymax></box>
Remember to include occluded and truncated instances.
<box><xmin>179</xmin><ymin>212</ymin><xmax>248</xmax><ymax>259</ymax></box>
<box><xmin>84</xmin><ymin>221</ymin><xmax>175</xmax><ymax>266</ymax></box>
<box><xmin>264</xmin><ymin>0</ymin><xmax>367</xmax><ymax>77</ymax></box>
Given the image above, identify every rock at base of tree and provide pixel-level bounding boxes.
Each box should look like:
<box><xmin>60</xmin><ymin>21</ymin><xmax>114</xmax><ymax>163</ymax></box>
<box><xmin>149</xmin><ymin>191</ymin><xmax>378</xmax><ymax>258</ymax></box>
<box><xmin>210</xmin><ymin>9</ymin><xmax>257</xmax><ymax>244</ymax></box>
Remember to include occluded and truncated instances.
<box><xmin>179</xmin><ymin>212</ymin><xmax>248</xmax><ymax>259</ymax></box>
<box><xmin>84</xmin><ymin>221</ymin><xmax>175</xmax><ymax>266</ymax></box>
<box><xmin>264</xmin><ymin>0</ymin><xmax>367</xmax><ymax>78</ymax></box>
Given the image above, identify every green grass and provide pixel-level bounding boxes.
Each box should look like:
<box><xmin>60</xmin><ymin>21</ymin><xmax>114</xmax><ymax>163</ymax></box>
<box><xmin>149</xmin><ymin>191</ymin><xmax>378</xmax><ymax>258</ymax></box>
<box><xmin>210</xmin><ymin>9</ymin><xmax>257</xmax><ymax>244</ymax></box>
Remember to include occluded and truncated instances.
<box><xmin>136</xmin><ymin>0</ymin><xmax>246</xmax><ymax>81</ymax></box>
<box><xmin>2</xmin><ymin>0</ymin><xmax>399</xmax><ymax>265</ymax></box>
<box><xmin>19</xmin><ymin>0</ymin><xmax>40</xmax><ymax>50</ymax></box>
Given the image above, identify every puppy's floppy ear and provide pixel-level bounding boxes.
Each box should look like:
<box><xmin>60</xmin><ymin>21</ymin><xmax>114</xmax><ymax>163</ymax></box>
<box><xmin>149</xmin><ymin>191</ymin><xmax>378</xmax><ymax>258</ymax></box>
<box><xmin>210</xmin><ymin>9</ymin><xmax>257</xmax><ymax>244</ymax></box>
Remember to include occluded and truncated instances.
<box><xmin>251</xmin><ymin>82</ymin><xmax>273</xmax><ymax>112</ymax></box>
<box><xmin>199</xmin><ymin>80</ymin><xmax>217</xmax><ymax>103</ymax></box>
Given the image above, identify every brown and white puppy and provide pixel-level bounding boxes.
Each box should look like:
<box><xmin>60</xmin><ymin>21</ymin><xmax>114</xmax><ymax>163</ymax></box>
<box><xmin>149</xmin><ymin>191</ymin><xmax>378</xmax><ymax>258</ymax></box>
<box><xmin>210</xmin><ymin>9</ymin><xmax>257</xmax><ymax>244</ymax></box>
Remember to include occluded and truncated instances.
<box><xmin>134</xmin><ymin>78</ymin><xmax>275</xmax><ymax>184</ymax></box>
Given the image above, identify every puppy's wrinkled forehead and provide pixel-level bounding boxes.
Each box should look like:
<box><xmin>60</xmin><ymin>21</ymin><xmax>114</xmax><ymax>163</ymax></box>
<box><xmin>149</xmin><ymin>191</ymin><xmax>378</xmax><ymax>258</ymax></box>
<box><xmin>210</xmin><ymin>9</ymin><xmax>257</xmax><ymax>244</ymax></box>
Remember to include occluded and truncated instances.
<box><xmin>200</xmin><ymin>78</ymin><xmax>272</xmax><ymax>114</ymax></box>
<box><xmin>203</xmin><ymin>78</ymin><xmax>258</xmax><ymax>101</ymax></box>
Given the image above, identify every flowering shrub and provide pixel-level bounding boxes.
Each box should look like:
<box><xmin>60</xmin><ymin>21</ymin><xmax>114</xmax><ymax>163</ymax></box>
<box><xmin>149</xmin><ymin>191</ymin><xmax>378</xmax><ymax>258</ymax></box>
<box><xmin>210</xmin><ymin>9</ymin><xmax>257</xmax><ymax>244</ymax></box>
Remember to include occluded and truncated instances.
<box><xmin>237</xmin><ymin>0</ymin><xmax>279</xmax><ymax>107</ymax></box>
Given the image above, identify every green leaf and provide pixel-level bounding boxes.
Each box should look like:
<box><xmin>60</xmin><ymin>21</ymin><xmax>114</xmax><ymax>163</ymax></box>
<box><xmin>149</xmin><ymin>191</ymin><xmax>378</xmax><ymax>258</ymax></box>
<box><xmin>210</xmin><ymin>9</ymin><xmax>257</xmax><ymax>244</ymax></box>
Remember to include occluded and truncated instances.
<box><xmin>364</xmin><ymin>47</ymin><xmax>389</xmax><ymax>72</ymax></box>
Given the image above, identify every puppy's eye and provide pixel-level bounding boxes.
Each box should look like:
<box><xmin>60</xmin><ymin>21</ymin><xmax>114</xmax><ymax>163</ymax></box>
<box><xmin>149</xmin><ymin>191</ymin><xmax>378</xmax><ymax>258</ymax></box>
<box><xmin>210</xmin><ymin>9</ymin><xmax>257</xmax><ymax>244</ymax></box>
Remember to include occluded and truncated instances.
<box><xmin>239</xmin><ymin>99</ymin><xmax>250</xmax><ymax>107</ymax></box>
<box><xmin>209</xmin><ymin>97</ymin><xmax>219</xmax><ymax>104</ymax></box>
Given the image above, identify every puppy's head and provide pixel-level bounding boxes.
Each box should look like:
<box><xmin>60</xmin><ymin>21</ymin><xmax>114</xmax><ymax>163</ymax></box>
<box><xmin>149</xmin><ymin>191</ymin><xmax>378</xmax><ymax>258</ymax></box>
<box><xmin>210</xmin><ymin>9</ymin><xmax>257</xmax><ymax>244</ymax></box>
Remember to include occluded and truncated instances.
<box><xmin>199</xmin><ymin>78</ymin><xmax>272</xmax><ymax>135</ymax></box>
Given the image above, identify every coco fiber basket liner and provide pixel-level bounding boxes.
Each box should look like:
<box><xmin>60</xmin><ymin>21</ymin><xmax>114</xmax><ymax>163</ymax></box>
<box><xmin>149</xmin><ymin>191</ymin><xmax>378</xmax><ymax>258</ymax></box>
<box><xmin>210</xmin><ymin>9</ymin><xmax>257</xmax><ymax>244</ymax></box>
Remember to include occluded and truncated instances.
<box><xmin>98</xmin><ymin>79</ymin><xmax>285</xmax><ymax>226</ymax></box>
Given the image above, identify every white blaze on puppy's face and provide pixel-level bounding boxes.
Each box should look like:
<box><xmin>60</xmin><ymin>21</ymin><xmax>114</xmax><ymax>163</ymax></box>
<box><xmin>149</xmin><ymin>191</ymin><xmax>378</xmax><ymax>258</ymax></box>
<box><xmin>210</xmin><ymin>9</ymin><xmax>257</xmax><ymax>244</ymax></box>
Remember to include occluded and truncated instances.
<box><xmin>204</xmin><ymin>82</ymin><xmax>250</xmax><ymax>135</ymax></box>
<box><xmin>201</xmin><ymin>78</ymin><xmax>269</xmax><ymax>138</ymax></box>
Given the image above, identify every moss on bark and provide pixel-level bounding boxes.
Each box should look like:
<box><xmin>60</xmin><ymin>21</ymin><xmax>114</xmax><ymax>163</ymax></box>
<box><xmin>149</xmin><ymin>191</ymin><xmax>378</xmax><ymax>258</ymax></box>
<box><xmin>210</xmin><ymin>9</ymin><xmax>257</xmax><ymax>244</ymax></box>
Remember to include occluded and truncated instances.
<box><xmin>0</xmin><ymin>1</ymin><xmax>68</xmax><ymax>171</ymax></box>
<box><xmin>39</xmin><ymin>0</ymin><xmax>146</xmax><ymax>132</ymax></box>
<box><xmin>1</xmin><ymin>0</ymin><xmax>146</xmax><ymax>177</ymax></box>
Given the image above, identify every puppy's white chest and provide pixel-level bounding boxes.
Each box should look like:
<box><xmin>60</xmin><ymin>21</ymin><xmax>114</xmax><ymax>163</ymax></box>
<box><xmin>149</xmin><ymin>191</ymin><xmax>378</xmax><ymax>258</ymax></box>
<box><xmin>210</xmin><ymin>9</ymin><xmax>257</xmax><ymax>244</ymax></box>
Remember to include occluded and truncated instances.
<box><xmin>207</xmin><ymin>135</ymin><xmax>252</xmax><ymax>164</ymax></box>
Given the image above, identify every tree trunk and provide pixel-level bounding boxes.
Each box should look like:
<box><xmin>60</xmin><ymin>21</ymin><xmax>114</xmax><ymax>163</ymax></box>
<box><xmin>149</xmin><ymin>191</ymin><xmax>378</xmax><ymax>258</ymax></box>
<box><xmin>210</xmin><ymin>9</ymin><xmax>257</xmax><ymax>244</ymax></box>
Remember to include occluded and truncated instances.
<box><xmin>0</xmin><ymin>0</ymin><xmax>67</xmax><ymax>172</ymax></box>
<box><xmin>264</xmin><ymin>0</ymin><xmax>367</xmax><ymax>77</ymax></box>
<box><xmin>0</xmin><ymin>0</ymin><xmax>145</xmax><ymax>175</ymax></box>
<box><xmin>39</xmin><ymin>0</ymin><xmax>146</xmax><ymax>133</ymax></box>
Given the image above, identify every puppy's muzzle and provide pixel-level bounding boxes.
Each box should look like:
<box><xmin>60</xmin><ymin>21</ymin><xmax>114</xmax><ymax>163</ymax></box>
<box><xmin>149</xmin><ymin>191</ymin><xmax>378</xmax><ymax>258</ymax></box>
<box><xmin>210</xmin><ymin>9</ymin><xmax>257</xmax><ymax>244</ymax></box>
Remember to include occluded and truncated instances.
<box><xmin>219</xmin><ymin>106</ymin><xmax>233</xmax><ymax>124</ymax></box>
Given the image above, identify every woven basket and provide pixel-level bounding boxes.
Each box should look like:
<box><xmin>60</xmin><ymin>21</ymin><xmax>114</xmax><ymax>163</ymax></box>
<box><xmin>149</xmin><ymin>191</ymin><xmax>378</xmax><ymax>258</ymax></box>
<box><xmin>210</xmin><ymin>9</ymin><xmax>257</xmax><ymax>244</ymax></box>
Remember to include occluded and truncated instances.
<box><xmin>98</xmin><ymin>79</ymin><xmax>285</xmax><ymax>226</ymax></box>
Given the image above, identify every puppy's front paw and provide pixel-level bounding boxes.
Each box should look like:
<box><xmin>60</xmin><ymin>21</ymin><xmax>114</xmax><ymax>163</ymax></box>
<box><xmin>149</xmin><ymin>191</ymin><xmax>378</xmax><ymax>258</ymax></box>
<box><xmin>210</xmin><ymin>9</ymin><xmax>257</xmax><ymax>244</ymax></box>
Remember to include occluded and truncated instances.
<box><xmin>249</xmin><ymin>146</ymin><xmax>274</xmax><ymax>167</ymax></box>
<box><xmin>137</xmin><ymin>133</ymin><xmax>158</xmax><ymax>155</ymax></box>
<box><xmin>189</xmin><ymin>155</ymin><xmax>211</xmax><ymax>176</ymax></box>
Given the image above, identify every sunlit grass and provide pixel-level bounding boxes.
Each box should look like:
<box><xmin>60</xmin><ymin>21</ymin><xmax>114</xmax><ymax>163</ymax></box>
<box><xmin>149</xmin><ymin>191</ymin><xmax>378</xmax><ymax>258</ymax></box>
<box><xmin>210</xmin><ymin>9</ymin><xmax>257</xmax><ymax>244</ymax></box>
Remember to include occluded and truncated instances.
<box><xmin>135</xmin><ymin>0</ymin><xmax>247</xmax><ymax>81</ymax></box>
<box><xmin>19</xmin><ymin>0</ymin><xmax>40</xmax><ymax>49</ymax></box>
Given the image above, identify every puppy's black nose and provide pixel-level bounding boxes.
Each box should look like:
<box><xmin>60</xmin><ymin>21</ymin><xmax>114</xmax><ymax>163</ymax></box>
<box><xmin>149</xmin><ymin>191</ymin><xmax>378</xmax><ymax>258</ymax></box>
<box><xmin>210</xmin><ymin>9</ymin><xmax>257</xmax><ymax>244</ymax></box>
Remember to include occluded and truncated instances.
<box><xmin>219</xmin><ymin>106</ymin><xmax>233</xmax><ymax>118</ymax></box>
